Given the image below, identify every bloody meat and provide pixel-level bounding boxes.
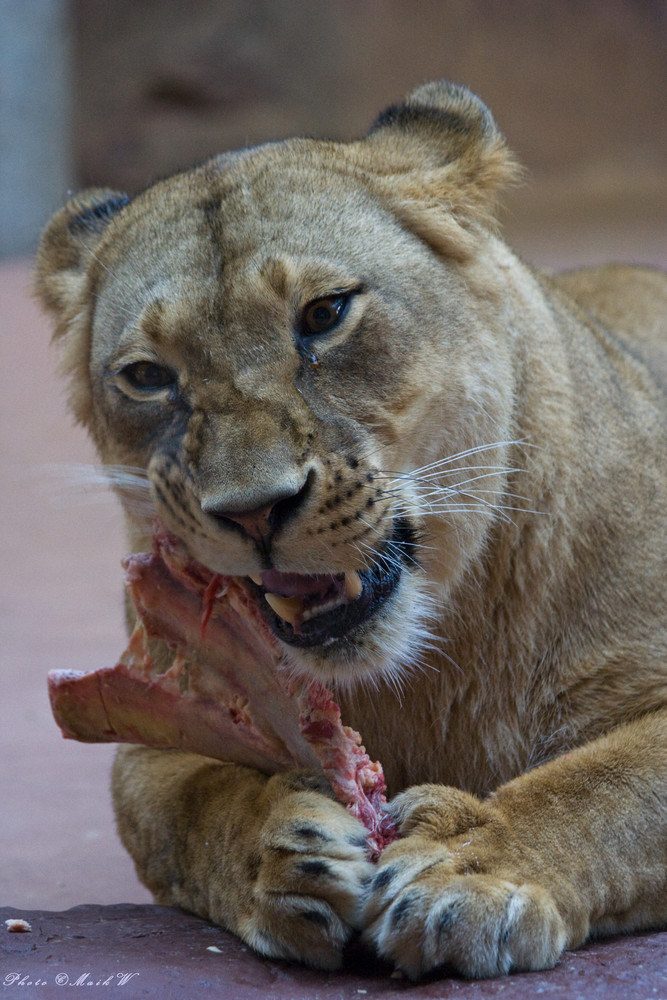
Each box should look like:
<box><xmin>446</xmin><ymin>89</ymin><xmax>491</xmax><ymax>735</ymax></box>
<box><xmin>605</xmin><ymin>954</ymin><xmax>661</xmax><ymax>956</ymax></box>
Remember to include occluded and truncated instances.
<box><xmin>48</xmin><ymin>524</ymin><xmax>397</xmax><ymax>858</ymax></box>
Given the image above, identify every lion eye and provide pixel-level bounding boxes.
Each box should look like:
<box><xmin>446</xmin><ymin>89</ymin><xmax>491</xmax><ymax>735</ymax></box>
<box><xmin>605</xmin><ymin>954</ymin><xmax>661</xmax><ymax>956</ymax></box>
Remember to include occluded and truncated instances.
<box><xmin>121</xmin><ymin>361</ymin><xmax>175</xmax><ymax>391</ymax></box>
<box><xmin>301</xmin><ymin>294</ymin><xmax>350</xmax><ymax>336</ymax></box>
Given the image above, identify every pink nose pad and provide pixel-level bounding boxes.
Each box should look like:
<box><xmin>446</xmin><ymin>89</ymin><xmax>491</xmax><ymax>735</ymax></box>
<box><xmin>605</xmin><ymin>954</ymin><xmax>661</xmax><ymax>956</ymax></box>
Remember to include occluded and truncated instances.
<box><xmin>204</xmin><ymin>474</ymin><xmax>313</xmax><ymax>546</ymax></box>
<box><xmin>218</xmin><ymin>503</ymin><xmax>275</xmax><ymax>544</ymax></box>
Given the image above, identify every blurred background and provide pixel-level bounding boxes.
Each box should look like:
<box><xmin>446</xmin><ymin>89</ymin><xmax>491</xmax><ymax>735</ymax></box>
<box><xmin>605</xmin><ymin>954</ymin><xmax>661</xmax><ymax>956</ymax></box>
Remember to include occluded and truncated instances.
<box><xmin>1</xmin><ymin>0</ymin><xmax>665</xmax><ymax>911</ymax></box>
<box><xmin>2</xmin><ymin>0</ymin><xmax>666</xmax><ymax>265</ymax></box>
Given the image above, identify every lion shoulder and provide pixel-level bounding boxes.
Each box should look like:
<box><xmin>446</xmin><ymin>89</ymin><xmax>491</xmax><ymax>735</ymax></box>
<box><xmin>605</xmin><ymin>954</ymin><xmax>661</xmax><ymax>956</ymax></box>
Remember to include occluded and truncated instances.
<box><xmin>552</xmin><ymin>264</ymin><xmax>667</xmax><ymax>382</ymax></box>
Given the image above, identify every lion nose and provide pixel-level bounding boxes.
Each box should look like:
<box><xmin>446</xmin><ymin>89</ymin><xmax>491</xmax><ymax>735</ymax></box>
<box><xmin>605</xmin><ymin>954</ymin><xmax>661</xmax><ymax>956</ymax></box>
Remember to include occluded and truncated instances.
<box><xmin>216</xmin><ymin>501</ymin><xmax>275</xmax><ymax>545</ymax></box>
<box><xmin>202</xmin><ymin>478</ymin><xmax>311</xmax><ymax>545</ymax></box>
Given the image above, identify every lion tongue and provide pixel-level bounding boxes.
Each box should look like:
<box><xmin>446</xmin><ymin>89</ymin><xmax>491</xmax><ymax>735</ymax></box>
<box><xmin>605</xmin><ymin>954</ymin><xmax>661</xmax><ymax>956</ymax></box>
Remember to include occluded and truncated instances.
<box><xmin>261</xmin><ymin>570</ymin><xmax>362</xmax><ymax>627</ymax></box>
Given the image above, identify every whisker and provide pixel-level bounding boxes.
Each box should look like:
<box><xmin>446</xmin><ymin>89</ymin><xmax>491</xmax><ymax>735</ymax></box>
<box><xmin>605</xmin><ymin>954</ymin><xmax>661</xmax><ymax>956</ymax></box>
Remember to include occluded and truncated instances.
<box><xmin>25</xmin><ymin>462</ymin><xmax>155</xmax><ymax>517</ymax></box>
<box><xmin>410</xmin><ymin>474</ymin><xmax>511</xmax><ymax>503</ymax></box>
<box><xmin>377</xmin><ymin>463</ymin><xmax>516</xmax><ymax>487</ymax></box>
<box><xmin>399</xmin><ymin>439</ymin><xmax>532</xmax><ymax>478</ymax></box>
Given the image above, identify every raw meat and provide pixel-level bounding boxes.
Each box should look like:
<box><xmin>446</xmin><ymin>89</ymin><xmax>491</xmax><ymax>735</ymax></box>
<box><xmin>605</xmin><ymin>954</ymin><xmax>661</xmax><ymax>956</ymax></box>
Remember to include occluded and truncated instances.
<box><xmin>48</xmin><ymin>525</ymin><xmax>397</xmax><ymax>857</ymax></box>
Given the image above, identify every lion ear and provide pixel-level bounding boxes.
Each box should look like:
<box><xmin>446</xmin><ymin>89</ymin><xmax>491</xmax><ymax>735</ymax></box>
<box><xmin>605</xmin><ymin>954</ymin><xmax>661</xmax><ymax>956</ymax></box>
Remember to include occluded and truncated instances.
<box><xmin>364</xmin><ymin>82</ymin><xmax>521</xmax><ymax>256</ymax></box>
<box><xmin>34</xmin><ymin>188</ymin><xmax>130</xmax><ymax>322</ymax></box>
<box><xmin>34</xmin><ymin>188</ymin><xmax>130</xmax><ymax>426</ymax></box>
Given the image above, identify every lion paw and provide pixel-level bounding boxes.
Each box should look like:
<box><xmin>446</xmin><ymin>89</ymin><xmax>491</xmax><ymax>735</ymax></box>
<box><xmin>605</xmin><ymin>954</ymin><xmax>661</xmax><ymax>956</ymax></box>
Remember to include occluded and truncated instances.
<box><xmin>363</xmin><ymin>850</ymin><xmax>566</xmax><ymax>979</ymax></box>
<box><xmin>361</xmin><ymin>785</ymin><xmax>567</xmax><ymax>979</ymax></box>
<box><xmin>238</xmin><ymin>773</ymin><xmax>374</xmax><ymax>969</ymax></box>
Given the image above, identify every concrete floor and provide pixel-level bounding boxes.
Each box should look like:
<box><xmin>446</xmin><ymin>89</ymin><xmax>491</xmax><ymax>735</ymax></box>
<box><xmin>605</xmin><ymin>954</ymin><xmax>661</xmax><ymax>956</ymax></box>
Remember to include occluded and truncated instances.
<box><xmin>1</xmin><ymin>216</ymin><xmax>666</xmax><ymax>993</ymax></box>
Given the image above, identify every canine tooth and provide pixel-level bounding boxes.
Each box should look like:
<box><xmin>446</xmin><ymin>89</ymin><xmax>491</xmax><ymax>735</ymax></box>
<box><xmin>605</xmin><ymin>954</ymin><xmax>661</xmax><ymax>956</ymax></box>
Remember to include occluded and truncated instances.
<box><xmin>345</xmin><ymin>571</ymin><xmax>363</xmax><ymax>600</ymax></box>
<box><xmin>264</xmin><ymin>592</ymin><xmax>302</xmax><ymax>625</ymax></box>
<box><xmin>248</xmin><ymin>573</ymin><xmax>263</xmax><ymax>586</ymax></box>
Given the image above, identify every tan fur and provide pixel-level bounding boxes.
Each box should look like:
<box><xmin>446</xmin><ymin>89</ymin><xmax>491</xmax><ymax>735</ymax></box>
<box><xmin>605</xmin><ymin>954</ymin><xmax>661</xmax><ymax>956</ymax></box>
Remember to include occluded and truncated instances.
<box><xmin>35</xmin><ymin>82</ymin><xmax>667</xmax><ymax>980</ymax></box>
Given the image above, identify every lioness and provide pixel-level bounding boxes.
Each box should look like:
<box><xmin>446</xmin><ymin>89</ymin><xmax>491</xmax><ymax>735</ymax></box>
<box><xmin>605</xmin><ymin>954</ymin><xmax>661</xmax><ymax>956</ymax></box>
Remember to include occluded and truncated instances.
<box><xmin>35</xmin><ymin>82</ymin><xmax>667</xmax><ymax>980</ymax></box>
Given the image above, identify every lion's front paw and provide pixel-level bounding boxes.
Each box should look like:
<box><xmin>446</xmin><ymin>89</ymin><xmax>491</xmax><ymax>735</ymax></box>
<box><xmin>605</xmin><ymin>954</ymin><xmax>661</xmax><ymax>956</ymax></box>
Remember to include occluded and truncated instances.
<box><xmin>239</xmin><ymin>772</ymin><xmax>374</xmax><ymax>969</ymax></box>
<box><xmin>361</xmin><ymin>785</ymin><xmax>567</xmax><ymax>980</ymax></box>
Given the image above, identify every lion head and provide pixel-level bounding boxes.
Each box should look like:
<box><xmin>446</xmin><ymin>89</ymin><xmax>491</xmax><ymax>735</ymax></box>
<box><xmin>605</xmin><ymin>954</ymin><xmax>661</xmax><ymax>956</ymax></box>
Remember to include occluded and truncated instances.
<box><xmin>35</xmin><ymin>82</ymin><xmax>524</xmax><ymax>686</ymax></box>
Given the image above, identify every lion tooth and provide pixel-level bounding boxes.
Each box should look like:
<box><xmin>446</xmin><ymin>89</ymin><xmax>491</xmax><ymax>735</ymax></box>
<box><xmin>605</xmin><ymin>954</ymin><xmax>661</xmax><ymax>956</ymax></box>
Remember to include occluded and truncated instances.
<box><xmin>248</xmin><ymin>573</ymin><xmax>263</xmax><ymax>586</ymax></box>
<box><xmin>264</xmin><ymin>592</ymin><xmax>302</xmax><ymax>625</ymax></box>
<box><xmin>344</xmin><ymin>570</ymin><xmax>363</xmax><ymax>600</ymax></box>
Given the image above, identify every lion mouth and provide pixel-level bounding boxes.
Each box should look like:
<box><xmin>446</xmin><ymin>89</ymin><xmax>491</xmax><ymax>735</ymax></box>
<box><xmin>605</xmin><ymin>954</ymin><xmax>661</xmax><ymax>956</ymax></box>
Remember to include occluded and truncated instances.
<box><xmin>250</xmin><ymin>518</ymin><xmax>417</xmax><ymax>647</ymax></box>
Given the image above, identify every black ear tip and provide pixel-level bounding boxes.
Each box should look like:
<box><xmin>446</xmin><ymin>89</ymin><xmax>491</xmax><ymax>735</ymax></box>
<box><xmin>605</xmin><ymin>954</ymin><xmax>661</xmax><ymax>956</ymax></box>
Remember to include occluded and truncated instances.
<box><xmin>369</xmin><ymin>81</ymin><xmax>497</xmax><ymax>141</ymax></box>
<box><xmin>368</xmin><ymin>103</ymin><xmax>404</xmax><ymax>133</ymax></box>
<box><xmin>68</xmin><ymin>191</ymin><xmax>131</xmax><ymax>234</ymax></box>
